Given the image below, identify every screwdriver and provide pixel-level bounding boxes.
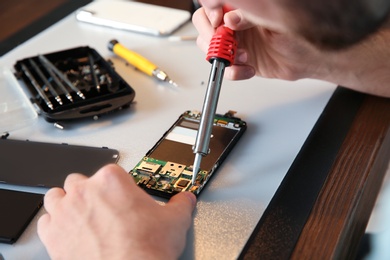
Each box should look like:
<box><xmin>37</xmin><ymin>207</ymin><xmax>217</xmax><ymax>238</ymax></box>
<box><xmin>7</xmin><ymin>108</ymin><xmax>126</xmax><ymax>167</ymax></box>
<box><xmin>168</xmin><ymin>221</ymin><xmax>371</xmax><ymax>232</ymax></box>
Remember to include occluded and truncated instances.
<box><xmin>191</xmin><ymin>8</ymin><xmax>237</xmax><ymax>185</ymax></box>
<box><xmin>20</xmin><ymin>63</ymin><xmax>54</xmax><ymax>110</ymax></box>
<box><xmin>108</xmin><ymin>39</ymin><xmax>178</xmax><ymax>87</ymax></box>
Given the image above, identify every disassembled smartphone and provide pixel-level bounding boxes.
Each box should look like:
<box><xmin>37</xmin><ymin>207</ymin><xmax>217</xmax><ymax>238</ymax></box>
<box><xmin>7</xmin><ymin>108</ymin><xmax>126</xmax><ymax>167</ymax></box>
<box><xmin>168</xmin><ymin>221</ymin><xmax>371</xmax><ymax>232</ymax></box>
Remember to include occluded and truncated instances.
<box><xmin>130</xmin><ymin>110</ymin><xmax>247</xmax><ymax>198</ymax></box>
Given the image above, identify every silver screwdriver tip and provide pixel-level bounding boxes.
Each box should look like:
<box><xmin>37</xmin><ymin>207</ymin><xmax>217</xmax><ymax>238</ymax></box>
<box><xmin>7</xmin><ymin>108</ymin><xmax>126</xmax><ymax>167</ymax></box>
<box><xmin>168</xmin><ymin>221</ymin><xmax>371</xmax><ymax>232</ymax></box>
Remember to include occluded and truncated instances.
<box><xmin>47</xmin><ymin>102</ymin><xmax>54</xmax><ymax>110</ymax></box>
<box><xmin>192</xmin><ymin>153</ymin><xmax>202</xmax><ymax>185</ymax></box>
<box><xmin>66</xmin><ymin>93</ymin><xmax>74</xmax><ymax>102</ymax></box>
<box><xmin>77</xmin><ymin>91</ymin><xmax>86</xmax><ymax>99</ymax></box>
<box><xmin>167</xmin><ymin>78</ymin><xmax>178</xmax><ymax>87</ymax></box>
<box><xmin>55</xmin><ymin>96</ymin><xmax>63</xmax><ymax>105</ymax></box>
<box><xmin>154</xmin><ymin>69</ymin><xmax>178</xmax><ymax>87</ymax></box>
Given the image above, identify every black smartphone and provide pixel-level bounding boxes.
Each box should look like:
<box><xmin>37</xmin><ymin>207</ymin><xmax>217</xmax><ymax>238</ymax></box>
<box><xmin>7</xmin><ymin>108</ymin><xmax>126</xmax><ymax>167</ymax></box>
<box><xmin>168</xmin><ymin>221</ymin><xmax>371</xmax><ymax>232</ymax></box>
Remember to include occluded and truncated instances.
<box><xmin>130</xmin><ymin>110</ymin><xmax>247</xmax><ymax>198</ymax></box>
<box><xmin>0</xmin><ymin>189</ymin><xmax>44</xmax><ymax>244</ymax></box>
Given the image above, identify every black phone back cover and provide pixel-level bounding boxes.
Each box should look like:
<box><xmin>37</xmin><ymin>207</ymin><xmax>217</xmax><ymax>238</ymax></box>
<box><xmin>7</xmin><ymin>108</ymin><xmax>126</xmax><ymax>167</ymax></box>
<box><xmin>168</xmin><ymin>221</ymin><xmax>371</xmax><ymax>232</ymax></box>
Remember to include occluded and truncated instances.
<box><xmin>0</xmin><ymin>189</ymin><xmax>43</xmax><ymax>244</ymax></box>
<box><xmin>0</xmin><ymin>138</ymin><xmax>119</xmax><ymax>187</ymax></box>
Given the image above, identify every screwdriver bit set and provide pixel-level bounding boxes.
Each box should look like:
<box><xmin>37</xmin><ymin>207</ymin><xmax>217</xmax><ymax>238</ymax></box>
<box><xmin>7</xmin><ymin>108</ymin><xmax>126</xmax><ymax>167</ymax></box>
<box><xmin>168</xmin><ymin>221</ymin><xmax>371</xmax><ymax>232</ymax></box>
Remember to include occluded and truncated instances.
<box><xmin>13</xmin><ymin>46</ymin><xmax>135</xmax><ymax>123</ymax></box>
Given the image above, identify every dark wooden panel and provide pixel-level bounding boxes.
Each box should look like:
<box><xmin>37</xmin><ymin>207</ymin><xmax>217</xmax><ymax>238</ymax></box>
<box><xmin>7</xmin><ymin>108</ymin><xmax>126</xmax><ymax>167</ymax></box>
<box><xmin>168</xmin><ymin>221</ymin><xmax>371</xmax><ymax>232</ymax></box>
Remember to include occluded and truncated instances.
<box><xmin>291</xmin><ymin>95</ymin><xmax>390</xmax><ymax>259</ymax></box>
<box><xmin>239</xmin><ymin>88</ymin><xmax>390</xmax><ymax>259</ymax></box>
<box><xmin>135</xmin><ymin>0</ymin><xmax>195</xmax><ymax>12</ymax></box>
<box><xmin>0</xmin><ymin>0</ymin><xmax>91</xmax><ymax>55</ymax></box>
<box><xmin>0</xmin><ymin>0</ymin><xmax>67</xmax><ymax>42</ymax></box>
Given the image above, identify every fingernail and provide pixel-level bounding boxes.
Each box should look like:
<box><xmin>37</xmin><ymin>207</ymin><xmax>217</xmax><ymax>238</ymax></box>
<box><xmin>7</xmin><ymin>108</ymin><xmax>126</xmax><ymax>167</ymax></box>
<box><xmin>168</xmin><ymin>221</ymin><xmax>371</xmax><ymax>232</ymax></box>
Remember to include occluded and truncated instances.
<box><xmin>229</xmin><ymin>12</ymin><xmax>241</xmax><ymax>25</ymax></box>
<box><xmin>236</xmin><ymin>50</ymin><xmax>248</xmax><ymax>63</ymax></box>
<box><xmin>244</xmin><ymin>67</ymin><xmax>256</xmax><ymax>79</ymax></box>
<box><xmin>209</xmin><ymin>10</ymin><xmax>220</xmax><ymax>27</ymax></box>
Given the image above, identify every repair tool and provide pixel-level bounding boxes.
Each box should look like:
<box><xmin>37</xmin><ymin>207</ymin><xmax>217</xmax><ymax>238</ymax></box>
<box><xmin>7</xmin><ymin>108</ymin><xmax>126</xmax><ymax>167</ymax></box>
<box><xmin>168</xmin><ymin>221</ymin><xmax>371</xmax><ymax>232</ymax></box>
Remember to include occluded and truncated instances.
<box><xmin>28</xmin><ymin>59</ymin><xmax>63</xmax><ymax>105</ymax></box>
<box><xmin>20</xmin><ymin>63</ymin><xmax>54</xmax><ymax>110</ymax></box>
<box><xmin>108</xmin><ymin>39</ymin><xmax>178</xmax><ymax>87</ymax></box>
<box><xmin>38</xmin><ymin>56</ymin><xmax>74</xmax><ymax>102</ymax></box>
<box><xmin>88</xmin><ymin>53</ymin><xmax>101</xmax><ymax>92</ymax></box>
<box><xmin>38</xmin><ymin>55</ymin><xmax>86</xmax><ymax>100</ymax></box>
<box><xmin>14</xmin><ymin>46</ymin><xmax>136</xmax><ymax>123</ymax></box>
<box><xmin>191</xmin><ymin>8</ymin><xmax>237</xmax><ymax>185</ymax></box>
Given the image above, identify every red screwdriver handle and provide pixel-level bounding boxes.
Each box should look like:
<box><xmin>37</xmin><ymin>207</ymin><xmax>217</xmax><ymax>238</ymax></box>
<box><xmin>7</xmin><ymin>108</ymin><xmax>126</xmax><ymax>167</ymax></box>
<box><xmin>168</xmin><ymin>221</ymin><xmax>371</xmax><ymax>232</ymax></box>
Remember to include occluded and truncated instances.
<box><xmin>206</xmin><ymin>6</ymin><xmax>237</xmax><ymax>66</ymax></box>
<box><xmin>206</xmin><ymin>26</ymin><xmax>237</xmax><ymax>66</ymax></box>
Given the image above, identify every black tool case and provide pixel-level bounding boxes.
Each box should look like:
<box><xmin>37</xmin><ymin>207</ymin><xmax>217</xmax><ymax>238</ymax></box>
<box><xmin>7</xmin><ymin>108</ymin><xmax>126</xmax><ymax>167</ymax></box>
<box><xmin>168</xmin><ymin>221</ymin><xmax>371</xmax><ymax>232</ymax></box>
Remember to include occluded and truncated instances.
<box><xmin>13</xmin><ymin>46</ymin><xmax>135</xmax><ymax>123</ymax></box>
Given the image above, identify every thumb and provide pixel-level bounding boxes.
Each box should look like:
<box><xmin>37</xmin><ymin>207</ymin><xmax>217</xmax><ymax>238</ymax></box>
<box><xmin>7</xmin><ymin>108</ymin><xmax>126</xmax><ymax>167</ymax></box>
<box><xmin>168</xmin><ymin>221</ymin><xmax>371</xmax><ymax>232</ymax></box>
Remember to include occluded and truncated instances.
<box><xmin>167</xmin><ymin>192</ymin><xmax>197</xmax><ymax>215</ymax></box>
<box><xmin>224</xmin><ymin>9</ymin><xmax>256</xmax><ymax>31</ymax></box>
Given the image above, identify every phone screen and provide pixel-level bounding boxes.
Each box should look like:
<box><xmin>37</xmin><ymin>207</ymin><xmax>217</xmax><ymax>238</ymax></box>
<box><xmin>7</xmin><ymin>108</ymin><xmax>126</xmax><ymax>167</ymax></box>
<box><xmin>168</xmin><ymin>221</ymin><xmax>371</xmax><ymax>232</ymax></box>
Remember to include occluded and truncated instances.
<box><xmin>130</xmin><ymin>110</ymin><xmax>246</xmax><ymax>198</ymax></box>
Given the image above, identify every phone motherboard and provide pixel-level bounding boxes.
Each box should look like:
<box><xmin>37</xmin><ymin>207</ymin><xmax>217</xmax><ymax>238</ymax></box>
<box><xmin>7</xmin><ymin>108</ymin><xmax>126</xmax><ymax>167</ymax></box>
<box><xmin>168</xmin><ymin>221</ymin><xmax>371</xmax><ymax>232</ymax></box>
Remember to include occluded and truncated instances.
<box><xmin>130</xmin><ymin>110</ymin><xmax>246</xmax><ymax>198</ymax></box>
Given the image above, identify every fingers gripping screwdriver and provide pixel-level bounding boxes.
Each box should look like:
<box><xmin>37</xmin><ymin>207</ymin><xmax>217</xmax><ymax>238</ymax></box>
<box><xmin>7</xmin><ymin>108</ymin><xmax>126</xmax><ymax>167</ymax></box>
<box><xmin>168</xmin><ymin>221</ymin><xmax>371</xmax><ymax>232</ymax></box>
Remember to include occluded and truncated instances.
<box><xmin>191</xmin><ymin>9</ymin><xmax>237</xmax><ymax>185</ymax></box>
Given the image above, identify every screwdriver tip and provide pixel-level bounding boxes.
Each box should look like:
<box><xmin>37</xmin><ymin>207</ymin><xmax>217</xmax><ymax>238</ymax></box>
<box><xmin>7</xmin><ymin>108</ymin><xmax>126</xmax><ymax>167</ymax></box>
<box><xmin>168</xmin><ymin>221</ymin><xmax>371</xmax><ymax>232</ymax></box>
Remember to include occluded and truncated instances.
<box><xmin>47</xmin><ymin>102</ymin><xmax>54</xmax><ymax>110</ymax></box>
<box><xmin>55</xmin><ymin>96</ymin><xmax>63</xmax><ymax>105</ymax></box>
<box><xmin>66</xmin><ymin>93</ymin><xmax>74</xmax><ymax>103</ymax></box>
<box><xmin>192</xmin><ymin>153</ymin><xmax>202</xmax><ymax>185</ymax></box>
<box><xmin>167</xmin><ymin>78</ymin><xmax>178</xmax><ymax>87</ymax></box>
<box><xmin>77</xmin><ymin>91</ymin><xmax>86</xmax><ymax>100</ymax></box>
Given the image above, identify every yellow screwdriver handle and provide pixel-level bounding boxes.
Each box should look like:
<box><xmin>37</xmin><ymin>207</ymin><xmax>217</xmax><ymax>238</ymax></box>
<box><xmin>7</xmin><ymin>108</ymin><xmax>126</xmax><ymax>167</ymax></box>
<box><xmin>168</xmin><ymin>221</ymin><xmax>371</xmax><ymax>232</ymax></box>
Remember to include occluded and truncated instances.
<box><xmin>110</xmin><ymin>40</ymin><xmax>156</xmax><ymax>76</ymax></box>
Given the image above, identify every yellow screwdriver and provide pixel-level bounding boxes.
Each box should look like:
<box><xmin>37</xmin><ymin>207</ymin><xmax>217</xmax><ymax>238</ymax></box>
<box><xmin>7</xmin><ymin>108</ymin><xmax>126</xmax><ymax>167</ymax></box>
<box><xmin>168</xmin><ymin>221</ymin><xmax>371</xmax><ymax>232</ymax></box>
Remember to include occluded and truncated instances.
<box><xmin>108</xmin><ymin>39</ymin><xmax>177</xmax><ymax>87</ymax></box>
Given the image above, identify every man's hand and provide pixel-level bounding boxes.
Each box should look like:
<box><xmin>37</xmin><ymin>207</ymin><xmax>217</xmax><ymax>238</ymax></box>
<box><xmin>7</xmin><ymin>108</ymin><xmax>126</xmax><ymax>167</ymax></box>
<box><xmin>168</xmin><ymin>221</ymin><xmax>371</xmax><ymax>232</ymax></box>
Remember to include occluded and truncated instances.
<box><xmin>193</xmin><ymin>7</ymin><xmax>329</xmax><ymax>81</ymax></box>
<box><xmin>37</xmin><ymin>164</ymin><xmax>196</xmax><ymax>259</ymax></box>
<box><xmin>193</xmin><ymin>5</ymin><xmax>390</xmax><ymax>97</ymax></box>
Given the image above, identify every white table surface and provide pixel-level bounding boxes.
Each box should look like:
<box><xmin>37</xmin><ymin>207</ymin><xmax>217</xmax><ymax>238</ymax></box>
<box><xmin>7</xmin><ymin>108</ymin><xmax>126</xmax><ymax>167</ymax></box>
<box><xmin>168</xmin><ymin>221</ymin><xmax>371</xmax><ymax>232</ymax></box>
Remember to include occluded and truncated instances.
<box><xmin>2</xmin><ymin>1</ymin><xmax>374</xmax><ymax>259</ymax></box>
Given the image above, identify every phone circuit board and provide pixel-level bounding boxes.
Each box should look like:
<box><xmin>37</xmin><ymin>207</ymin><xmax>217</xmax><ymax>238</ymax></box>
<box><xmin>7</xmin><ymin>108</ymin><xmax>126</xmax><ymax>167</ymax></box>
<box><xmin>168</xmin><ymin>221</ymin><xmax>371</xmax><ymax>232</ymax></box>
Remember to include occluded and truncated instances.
<box><xmin>130</xmin><ymin>110</ymin><xmax>247</xmax><ymax>198</ymax></box>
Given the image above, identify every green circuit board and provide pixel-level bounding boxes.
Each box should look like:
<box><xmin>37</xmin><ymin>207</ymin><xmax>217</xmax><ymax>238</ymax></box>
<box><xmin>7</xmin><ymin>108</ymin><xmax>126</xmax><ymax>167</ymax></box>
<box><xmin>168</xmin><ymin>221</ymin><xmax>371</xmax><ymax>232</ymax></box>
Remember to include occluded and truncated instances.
<box><xmin>131</xmin><ymin>157</ymin><xmax>209</xmax><ymax>196</ymax></box>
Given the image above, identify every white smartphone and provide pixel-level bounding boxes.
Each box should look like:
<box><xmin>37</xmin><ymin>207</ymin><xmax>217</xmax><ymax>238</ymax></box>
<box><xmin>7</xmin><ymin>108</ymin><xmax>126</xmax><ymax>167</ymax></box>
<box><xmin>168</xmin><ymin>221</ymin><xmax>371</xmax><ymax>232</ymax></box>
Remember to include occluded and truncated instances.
<box><xmin>75</xmin><ymin>0</ymin><xmax>191</xmax><ymax>36</ymax></box>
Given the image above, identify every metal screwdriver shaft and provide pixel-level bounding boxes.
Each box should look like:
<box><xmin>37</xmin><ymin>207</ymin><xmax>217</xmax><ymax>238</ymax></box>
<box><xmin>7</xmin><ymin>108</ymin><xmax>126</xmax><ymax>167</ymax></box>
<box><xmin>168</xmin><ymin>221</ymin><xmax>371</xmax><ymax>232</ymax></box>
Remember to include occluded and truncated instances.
<box><xmin>20</xmin><ymin>63</ymin><xmax>54</xmax><ymax>110</ymax></box>
<box><xmin>192</xmin><ymin>23</ymin><xmax>237</xmax><ymax>185</ymax></box>
<box><xmin>38</xmin><ymin>55</ymin><xmax>86</xmax><ymax>100</ymax></box>
<box><xmin>28</xmin><ymin>59</ymin><xmax>63</xmax><ymax>105</ymax></box>
<box><xmin>192</xmin><ymin>59</ymin><xmax>227</xmax><ymax>184</ymax></box>
<box><xmin>39</xmin><ymin>58</ymin><xmax>74</xmax><ymax>102</ymax></box>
